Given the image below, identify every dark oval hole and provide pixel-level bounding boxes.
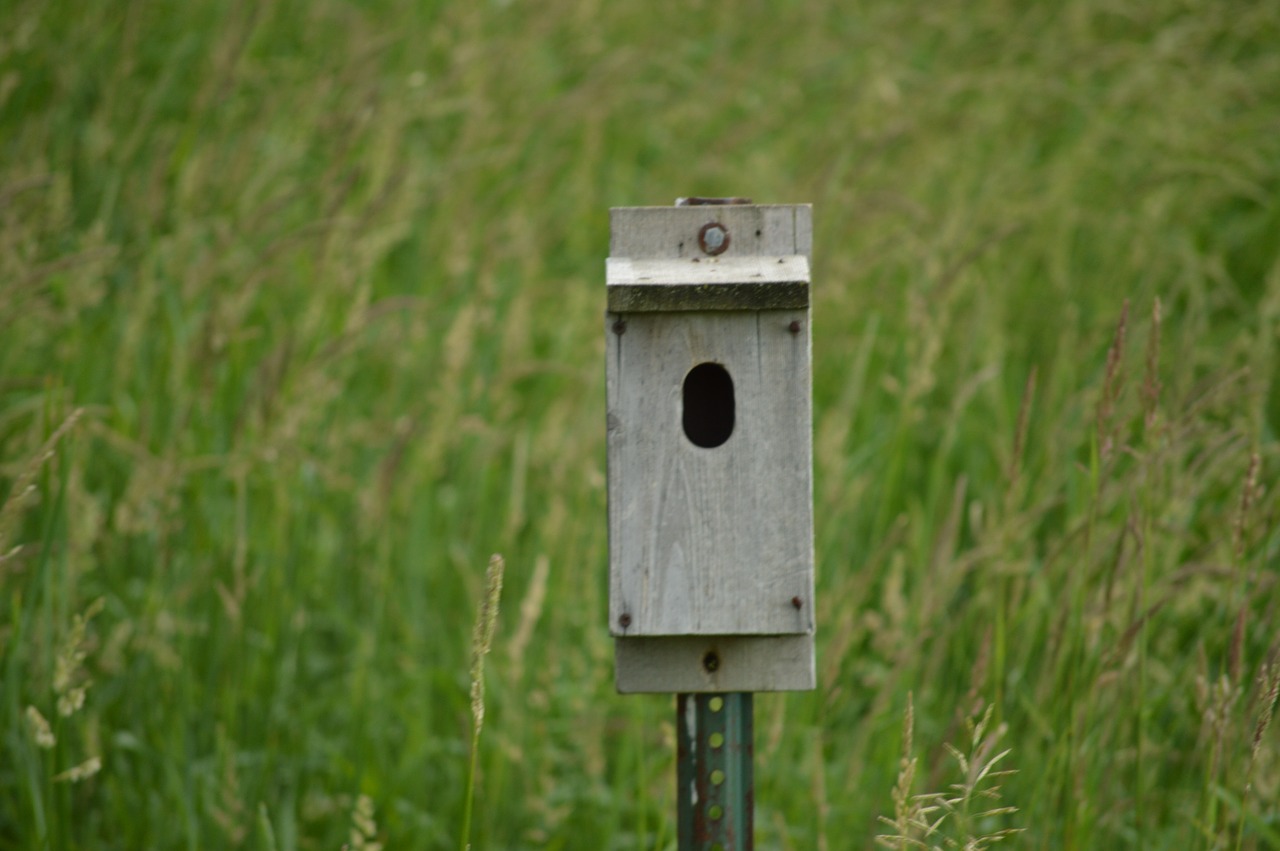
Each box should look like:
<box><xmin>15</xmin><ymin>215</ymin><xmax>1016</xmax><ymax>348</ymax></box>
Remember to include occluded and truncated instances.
<box><xmin>683</xmin><ymin>362</ymin><xmax>734</xmax><ymax>448</ymax></box>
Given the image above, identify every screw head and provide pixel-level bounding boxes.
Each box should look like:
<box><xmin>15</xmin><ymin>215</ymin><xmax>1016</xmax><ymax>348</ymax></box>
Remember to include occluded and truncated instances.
<box><xmin>791</xmin><ymin>596</ymin><xmax>803</xmax><ymax>610</ymax></box>
<box><xmin>702</xmin><ymin>650</ymin><xmax>720</xmax><ymax>673</ymax></box>
<box><xmin>618</xmin><ymin>613</ymin><xmax>632</xmax><ymax>628</ymax></box>
<box><xmin>697</xmin><ymin>222</ymin><xmax>730</xmax><ymax>256</ymax></box>
<box><xmin>612</xmin><ymin>319</ymin><xmax>626</xmax><ymax>335</ymax></box>
<box><xmin>789</xmin><ymin>320</ymin><xmax>802</xmax><ymax>334</ymax></box>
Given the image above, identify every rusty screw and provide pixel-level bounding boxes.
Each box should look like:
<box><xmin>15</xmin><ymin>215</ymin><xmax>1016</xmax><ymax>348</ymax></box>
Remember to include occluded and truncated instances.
<box><xmin>789</xmin><ymin>320</ymin><xmax>801</xmax><ymax>334</ymax></box>
<box><xmin>791</xmin><ymin>596</ymin><xmax>803</xmax><ymax>610</ymax></box>
<box><xmin>613</xmin><ymin>318</ymin><xmax>626</xmax><ymax>335</ymax></box>
<box><xmin>619</xmin><ymin>613</ymin><xmax>632</xmax><ymax>628</ymax></box>
<box><xmin>698</xmin><ymin>222</ymin><xmax>730</xmax><ymax>256</ymax></box>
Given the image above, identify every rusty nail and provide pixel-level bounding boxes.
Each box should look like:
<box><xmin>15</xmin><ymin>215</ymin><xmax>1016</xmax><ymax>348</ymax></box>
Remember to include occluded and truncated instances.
<box><xmin>791</xmin><ymin>596</ymin><xmax>803</xmax><ymax>610</ymax></box>
<box><xmin>702</xmin><ymin>650</ymin><xmax>720</xmax><ymax>673</ymax></box>
<box><xmin>619</xmin><ymin>613</ymin><xmax>632</xmax><ymax>628</ymax></box>
<box><xmin>789</xmin><ymin>320</ymin><xmax>801</xmax><ymax>334</ymax></box>
<box><xmin>698</xmin><ymin>222</ymin><xmax>730</xmax><ymax>256</ymax></box>
<box><xmin>613</xmin><ymin>319</ymin><xmax>626</xmax><ymax>335</ymax></box>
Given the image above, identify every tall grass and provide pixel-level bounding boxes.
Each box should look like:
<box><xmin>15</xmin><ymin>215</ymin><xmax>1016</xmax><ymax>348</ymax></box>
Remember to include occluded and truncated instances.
<box><xmin>2</xmin><ymin>0</ymin><xmax>1278</xmax><ymax>847</ymax></box>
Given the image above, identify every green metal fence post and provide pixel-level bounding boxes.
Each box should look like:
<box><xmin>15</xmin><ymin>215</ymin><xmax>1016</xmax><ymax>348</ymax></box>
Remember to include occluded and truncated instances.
<box><xmin>677</xmin><ymin>693</ymin><xmax>753</xmax><ymax>850</ymax></box>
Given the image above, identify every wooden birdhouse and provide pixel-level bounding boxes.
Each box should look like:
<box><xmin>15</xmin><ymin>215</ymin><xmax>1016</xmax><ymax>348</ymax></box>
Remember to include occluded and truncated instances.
<box><xmin>606</xmin><ymin>203</ymin><xmax>815</xmax><ymax>693</ymax></box>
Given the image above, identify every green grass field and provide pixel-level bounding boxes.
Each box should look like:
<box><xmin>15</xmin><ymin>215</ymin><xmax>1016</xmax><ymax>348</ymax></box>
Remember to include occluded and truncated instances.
<box><xmin>2</xmin><ymin>0</ymin><xmax>1278</xmax><ymax>847</ymax></box>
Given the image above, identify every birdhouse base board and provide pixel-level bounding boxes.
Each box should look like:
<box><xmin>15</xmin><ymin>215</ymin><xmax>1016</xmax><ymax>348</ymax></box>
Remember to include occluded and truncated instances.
<box><xmin>615</xmin><ymin>635</ymin><xmax>815</xmax><ymax>693</ymax></box>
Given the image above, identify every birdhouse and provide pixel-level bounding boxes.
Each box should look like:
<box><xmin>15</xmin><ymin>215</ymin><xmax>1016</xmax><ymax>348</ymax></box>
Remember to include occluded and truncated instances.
<box><xmin>606</xmin><ymin>203</ymin><xmax>815</xmax><ymax>693</ymax></box>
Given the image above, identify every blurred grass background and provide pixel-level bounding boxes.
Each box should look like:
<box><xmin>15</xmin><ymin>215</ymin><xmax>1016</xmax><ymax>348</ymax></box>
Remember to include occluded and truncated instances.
<box><xmin>2</xmin><ymin>0</ymin><xmax>1278</xmax><ymax>847</ymax></box>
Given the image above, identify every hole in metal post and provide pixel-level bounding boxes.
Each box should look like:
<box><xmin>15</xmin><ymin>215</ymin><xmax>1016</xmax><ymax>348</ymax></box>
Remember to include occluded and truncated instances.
<box><xmin>683</xmin><ymin>363</ymin><xmax>734</xmax><ymax>448</ymax></box>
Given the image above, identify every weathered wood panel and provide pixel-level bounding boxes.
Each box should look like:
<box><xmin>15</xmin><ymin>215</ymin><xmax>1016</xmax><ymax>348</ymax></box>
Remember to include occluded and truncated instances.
<box><xmin>606</xmin><ymin>309</ymin><xmax>813</xmax><ymax>636</ymax></box>
<box><xmin>615</xmin><ymin>635</ymin><xmax>815</xmax><ymax>693</ymax></box>
<box><xmin>609</xmin><ymin>205</ymin><xmax>812</xmax><ymax>261</ymax></box>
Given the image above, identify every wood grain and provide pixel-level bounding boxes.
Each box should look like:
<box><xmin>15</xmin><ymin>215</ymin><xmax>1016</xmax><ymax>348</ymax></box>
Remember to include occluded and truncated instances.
<box><xmin>607</xmin><ymin>310</ymin><xmax>813</xmax><ymax>636</ymax></box>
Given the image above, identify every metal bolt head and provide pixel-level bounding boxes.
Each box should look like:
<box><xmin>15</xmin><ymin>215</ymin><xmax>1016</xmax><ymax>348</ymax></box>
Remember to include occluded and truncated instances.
<box><xmin>619</xmin><ymin>613</ymin><xmax>632</xmax><ymax>628</ymax></box>
<box><xmin>791</xmin><ymin>596</ymin><xmax>803</xmax><ymax>610</ymax></box>
<box><xmin>612</xmin><ymin>318</ymin><xmax>626</xmax><ymax>335</ymax></box>
<box><xmin>702</xmin><ymin>650</ymin><xmax>720</xmax><ymax>672</ymax></box>
<box><xmin>789</xmin><ymin>320</ymin><xmax>801</xmax><ymax>334</ymax></box>
<box><xmin>698</xmin><ymin>222</ymin><xmax>730</xmax><ymax>256</ymax></box>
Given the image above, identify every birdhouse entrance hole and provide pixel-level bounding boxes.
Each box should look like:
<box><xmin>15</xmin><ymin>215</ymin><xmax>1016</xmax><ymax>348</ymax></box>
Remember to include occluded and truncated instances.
<box><xmin>682</xmin><ymin>362</ymin><xmax>734</xmax><ymax>448</ymax></box>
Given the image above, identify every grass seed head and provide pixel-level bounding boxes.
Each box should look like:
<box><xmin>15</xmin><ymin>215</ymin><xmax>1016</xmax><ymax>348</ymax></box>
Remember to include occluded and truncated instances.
<box><xmin>1255</xmin><ymin>662</ymin><xmax>1280</xmax><ymax>757</ymax></box>
<box><xmin>1141</xmin><ymin>297</ymin><xmax>1162</xmax><ymax>432</ymax></box>
<box><xmin>52</xmin><ymin>756</ymin><xmax>101</xmax><ymax>784</ymax></box>
<box><xmin>345</xmin><ymin>794</ymin><xmax>382</xmax><ymax>851</ymax></box>
<box><xmin>1096</xmin><ymin>299</ymin><xmax>1130</xmax><ymax>463</ymax></box>
<box><xmin>470</xmin><ymin>553</ymin><xmax>506</xmax><ymax>731</ymax></box>
<box><xmin>1232</xmin><ymin>452</ymin><xmax>1261</xmax><ymax>564</ymax></box>
<box><xmin>25</xmin><ymin>705</ymin><xmax>55</xmax><ymax>749</ymax></box>
<box><xmin>53</xmin><ymin>597</ymin><xmax>104</xmax><ymax>717</ymax></box>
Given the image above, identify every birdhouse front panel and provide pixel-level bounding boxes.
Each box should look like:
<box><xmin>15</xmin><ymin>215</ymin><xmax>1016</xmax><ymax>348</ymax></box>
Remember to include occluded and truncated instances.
<box><xmin>606</xmin><ymin>205</ymin><xmax>815</xmax><ymax>641</ymax></box>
